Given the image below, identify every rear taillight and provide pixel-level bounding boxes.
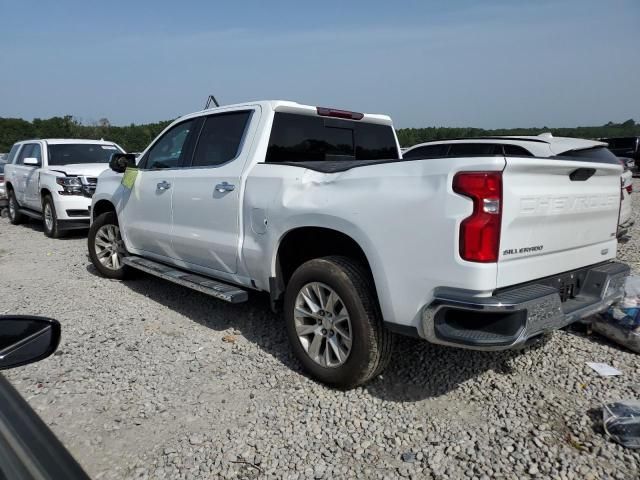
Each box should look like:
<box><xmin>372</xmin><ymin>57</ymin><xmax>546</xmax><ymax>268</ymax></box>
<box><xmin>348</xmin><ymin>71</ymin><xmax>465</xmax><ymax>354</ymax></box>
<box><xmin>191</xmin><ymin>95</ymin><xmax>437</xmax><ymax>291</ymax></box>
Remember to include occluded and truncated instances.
<box><xmin>453</xmin><ymin>172</ymin><xmax>502</xmax><ymax>263</ymax></box>
<box><xmin>0</xmin><ymin>174</ymin><xmax>4</xmax><ymax>183</ymax></box>
<box><xmin>626</xmin><ymin>184</ymin><xmax>633</xmax><ymax>194</ymax></box>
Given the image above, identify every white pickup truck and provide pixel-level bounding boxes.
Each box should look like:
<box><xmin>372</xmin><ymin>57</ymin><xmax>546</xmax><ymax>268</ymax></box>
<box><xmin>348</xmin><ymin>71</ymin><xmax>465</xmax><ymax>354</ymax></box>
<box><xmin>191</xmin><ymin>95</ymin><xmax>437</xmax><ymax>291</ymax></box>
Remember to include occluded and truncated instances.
<box><xmin>88</xmin><ymin>100</ymin><xmax>629</xmax><ymax>387</ymax></box>
<box><xmin>4</xmin><ymin>139</ymin><xmax>124</xmax><ymax>237</ymax></box>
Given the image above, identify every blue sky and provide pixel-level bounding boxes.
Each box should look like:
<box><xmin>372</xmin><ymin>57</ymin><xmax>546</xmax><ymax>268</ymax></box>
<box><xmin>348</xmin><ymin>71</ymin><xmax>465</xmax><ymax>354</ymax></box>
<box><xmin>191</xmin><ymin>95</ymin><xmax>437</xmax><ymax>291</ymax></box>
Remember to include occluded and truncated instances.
<box><xmin>0</xmin><ymin>0</ymin><xmax>638</xmax><ymax>128</ymax></box>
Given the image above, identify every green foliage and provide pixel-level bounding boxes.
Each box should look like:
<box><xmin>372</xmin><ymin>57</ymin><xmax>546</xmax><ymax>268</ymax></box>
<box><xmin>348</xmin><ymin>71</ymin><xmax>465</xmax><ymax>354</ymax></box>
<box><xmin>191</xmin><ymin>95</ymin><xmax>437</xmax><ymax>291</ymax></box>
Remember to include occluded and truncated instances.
<box><xmin>396</xmin><ymin>119</ymin><xmax>640</xmax><ymax>147</ymax></box>
<box><xmin>0</xmin><ymin>116</ymin><xmax>173</xmax><ymax>153</ymax></box>
<box><xmin>1</xmin><ymin>116</ymin><xmax>639</xmax><ymax>153</ymax></box>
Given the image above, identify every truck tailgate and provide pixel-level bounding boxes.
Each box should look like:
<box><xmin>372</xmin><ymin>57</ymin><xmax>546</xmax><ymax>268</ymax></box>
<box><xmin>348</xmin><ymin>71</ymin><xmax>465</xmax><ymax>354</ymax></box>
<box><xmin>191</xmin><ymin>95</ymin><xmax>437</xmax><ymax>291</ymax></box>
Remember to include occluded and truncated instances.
<box><xmin>497</xmin><ymin>158</ymin><xmax>621</xmax><ymax>288</ymax></box>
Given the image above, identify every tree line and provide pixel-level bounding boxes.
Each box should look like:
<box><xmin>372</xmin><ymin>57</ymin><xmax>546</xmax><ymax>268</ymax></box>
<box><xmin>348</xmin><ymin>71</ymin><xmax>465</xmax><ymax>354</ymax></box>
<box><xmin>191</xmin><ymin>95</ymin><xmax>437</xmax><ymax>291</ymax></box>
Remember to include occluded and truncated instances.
<box><xmin>1</xmin><ymin>115</ymin><xmax>639</xmax><ymax>153</ymax></box>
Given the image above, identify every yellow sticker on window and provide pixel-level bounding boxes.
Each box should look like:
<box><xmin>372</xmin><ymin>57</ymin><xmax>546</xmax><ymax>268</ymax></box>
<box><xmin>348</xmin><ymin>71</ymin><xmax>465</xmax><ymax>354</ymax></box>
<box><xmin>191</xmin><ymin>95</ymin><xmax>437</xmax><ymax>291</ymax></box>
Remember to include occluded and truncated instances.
<box><xmin>121</xmin><ymin>168</ymin><xmax>138</xmax><ymax>189</ymax></box>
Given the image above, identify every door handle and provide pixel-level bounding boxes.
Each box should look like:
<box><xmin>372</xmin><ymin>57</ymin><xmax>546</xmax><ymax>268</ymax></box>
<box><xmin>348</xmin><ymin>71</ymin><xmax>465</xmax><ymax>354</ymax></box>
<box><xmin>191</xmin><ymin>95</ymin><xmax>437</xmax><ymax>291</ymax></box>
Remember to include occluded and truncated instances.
<box><xmin>215</xmin><ymin>182</ymin><xmax>235</xmax><ymax>193</ymax></box>
<box><xmin>156</xmin><ymin>181</ymin><xmax>171</xmax><ymax>191</ymax></box>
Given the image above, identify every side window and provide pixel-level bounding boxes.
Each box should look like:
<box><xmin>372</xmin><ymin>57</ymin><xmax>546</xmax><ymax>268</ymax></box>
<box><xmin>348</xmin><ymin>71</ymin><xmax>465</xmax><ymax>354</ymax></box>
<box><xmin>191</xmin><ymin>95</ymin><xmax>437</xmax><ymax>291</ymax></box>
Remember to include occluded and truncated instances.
<box><xmin>447</xmin><ymin>143</ymin><xmax>501</xmax><ymax>157</ymax></box>
<box><xmin>503</xmin><ymin>144</ymin><xmax>533</xmax><ymax>156</ymax></box>
<box><xmin>403</xmin><ymin>144</ymin><xmax>449</xmax><ymax>159</ymax></box>
<box><xmin>143</xmin><ymin>120</ymin><xmax>195</xmax><ymax>169</ymax></box>
<box><xmin>16</xmin><ymin>144</ymin><xmax>34</xmax><ymax>165</ymax></box>
<box><xmin>7</xmin><ymin>144</ymin><xmax>21</xmax><ymax>164</ymax></box>
<box><xmin>30</xmin><ymin>143</ymin><xmax>42</xmax><ymax>162</ymax></box>
<box><xmin>191</xmin><ymin>111</ymin><xmax>251</xmax><ymax>168</ymax></box>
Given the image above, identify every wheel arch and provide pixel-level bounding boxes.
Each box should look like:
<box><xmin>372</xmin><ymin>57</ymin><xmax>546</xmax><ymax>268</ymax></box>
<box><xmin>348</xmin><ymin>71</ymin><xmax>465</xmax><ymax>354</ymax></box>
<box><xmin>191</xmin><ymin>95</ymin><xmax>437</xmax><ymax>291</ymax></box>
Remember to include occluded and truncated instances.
<box><xmin>92</xmin><ymin>199</ymin><xmax>116</xmax><ymax>221</ymax></box>
<box><xmin>271</xmin><ymin>226</ymin><xmax>380</xmax><ymax>308</ymax></box>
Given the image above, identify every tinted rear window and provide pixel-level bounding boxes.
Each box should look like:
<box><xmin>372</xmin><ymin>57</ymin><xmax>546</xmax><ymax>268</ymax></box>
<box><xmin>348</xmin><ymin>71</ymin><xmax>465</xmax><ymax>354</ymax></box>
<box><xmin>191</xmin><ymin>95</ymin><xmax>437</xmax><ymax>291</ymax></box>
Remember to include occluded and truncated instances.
<box><xmin>503</xmin><ymin>144</ymin><xmax>533</xmax><ymax>156</ymax></box>
<box><xmin>403</xmin><ymin>144</ymin><xmax>449</xmax><ymax>159</ymax></box>
<box><xmin>48</xmin><ymin>144</ymin><xmax>122</xmax><ymax>166</ymax></box>
<box><xmin>447</xmin><ymin>143</ymin><xmax>501</xmax><ymax>156</ymax></box>
<box><xmin>555</xmin><ymin>146</ymin><xmax>620</xmax><ymax>164</ymax></box>
<box><xmin>266</xmin><ymin>113</ymin><xmax>398</xmax><ymax>163</ymax></box>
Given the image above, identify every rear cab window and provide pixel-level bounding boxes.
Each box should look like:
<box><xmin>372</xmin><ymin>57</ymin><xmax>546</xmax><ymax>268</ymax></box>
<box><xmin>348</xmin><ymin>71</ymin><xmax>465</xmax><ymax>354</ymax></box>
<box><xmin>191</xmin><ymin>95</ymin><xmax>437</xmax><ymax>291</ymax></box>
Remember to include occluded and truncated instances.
<box><xmin>266</xmin><ymin>112</ymin><xmax>399</xmax><ymax>165</ymax></box>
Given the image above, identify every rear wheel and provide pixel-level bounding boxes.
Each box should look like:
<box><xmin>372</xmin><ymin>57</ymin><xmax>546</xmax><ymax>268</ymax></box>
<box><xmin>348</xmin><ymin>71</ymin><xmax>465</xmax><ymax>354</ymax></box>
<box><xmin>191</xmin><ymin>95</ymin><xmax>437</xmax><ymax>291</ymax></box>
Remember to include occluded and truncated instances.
<box><xmin>88</xmin><ymin>212</ymin><xmax>130</xmax><ymax>279</ymax></box>
<box><xmin>42</xmin><ymin>195</ymin><xmax>63</xmax><ymax>238</ymax></box>
<box><xmin>7</xmin><ymin>189</ymin><xmax>23</xmax><ymax>225</ymax></box>
<box><xmin>284</xmin><ymin>256</ymin><xmax>393</xmax><ymax>388</ymax></box>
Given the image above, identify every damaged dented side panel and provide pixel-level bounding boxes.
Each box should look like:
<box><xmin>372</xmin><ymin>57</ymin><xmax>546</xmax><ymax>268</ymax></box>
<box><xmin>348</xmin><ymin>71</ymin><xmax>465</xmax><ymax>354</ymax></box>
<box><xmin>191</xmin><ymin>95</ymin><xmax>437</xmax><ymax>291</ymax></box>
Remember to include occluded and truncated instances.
<box><xmin>241</xmin><ymin>156</ymin><xmax>506</xmax><ymax>329</ymax></box>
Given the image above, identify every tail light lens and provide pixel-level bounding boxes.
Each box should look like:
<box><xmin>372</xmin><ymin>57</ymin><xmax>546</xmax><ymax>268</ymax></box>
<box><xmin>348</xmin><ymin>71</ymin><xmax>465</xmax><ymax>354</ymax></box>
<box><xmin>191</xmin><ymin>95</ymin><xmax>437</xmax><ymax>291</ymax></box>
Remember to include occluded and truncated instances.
<box><xmin>626</xmin><ymin>184</ymin><xmax>633</xmax><ymax>194</ymax></box>
<box><xmin>453</xmin><ymin>172</ymin><xmax>502</xmax><ymax>263</ymax></box>
<box><xmin>0</xmin><ymin>174</ymin><xmax>4</xmax><ymax>183</ymax></box>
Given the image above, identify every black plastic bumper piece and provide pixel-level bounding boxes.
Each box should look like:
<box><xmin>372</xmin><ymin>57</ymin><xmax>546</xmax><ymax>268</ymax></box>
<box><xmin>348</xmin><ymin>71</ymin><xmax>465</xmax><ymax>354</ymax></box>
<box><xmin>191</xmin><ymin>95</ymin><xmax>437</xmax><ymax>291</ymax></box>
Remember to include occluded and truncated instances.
<box><xmin>422</xmin><ymin>261</ymin><xmax>630</xmax><ymax>350</ymax></box>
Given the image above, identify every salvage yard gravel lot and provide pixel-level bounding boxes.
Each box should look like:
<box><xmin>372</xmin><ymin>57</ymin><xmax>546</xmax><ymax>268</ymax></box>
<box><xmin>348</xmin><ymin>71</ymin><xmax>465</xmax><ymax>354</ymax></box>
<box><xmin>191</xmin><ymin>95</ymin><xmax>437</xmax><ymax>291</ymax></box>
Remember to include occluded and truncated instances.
<box><xmin>2</xmin><ymin>185</ymin><xmax>640</xmax><ymax>480</ymax></box>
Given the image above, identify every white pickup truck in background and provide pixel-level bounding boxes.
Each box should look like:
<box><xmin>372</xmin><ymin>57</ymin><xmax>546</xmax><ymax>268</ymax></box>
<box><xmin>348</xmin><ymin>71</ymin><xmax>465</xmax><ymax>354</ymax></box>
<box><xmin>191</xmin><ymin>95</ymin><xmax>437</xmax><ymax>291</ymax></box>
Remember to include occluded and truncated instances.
<box><xmin>88</xmin><ymin>100</ymin><xmax>629</xmax><ymax>387</ymax></box>
<box><xmin>403</xmin><ymin>135</ymin><xmax>635</xmax><ymax>238</ymax></box>
<box><xmin>4</xmin><ymin>139</ymin><xmax>124</xmax><ymax>237</ymax></box>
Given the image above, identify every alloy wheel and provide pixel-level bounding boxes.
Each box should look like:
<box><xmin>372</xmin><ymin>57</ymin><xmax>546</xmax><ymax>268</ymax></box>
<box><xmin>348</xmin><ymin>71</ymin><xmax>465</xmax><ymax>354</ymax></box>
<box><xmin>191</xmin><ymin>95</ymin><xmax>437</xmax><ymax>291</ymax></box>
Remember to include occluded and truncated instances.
<box><xmin>94</xmin><ymin>224</ymin><xmax>125</xmax><ymax>270</ymax></box>
<box><xmin>43</xmin><ymin>202</ymin><xmax>53</xmax><ymax>232</ymax></box>
<box><xmin>294</xmin><ymin>282</ymin><xmax>353</xmax><ymax>368</ymax></box>
<box><xmin>8</xmin><ymin>195</ymin><xmax>16</xmax><ymax>219</ymax></box>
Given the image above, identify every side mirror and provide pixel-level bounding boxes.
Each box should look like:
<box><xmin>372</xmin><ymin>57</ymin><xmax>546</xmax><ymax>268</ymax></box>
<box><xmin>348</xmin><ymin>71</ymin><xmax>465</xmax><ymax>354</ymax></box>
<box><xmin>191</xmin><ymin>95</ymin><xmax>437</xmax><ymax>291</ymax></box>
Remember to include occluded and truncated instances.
<box><xmin>23</xmin><ymin>157</ymin><xmax>40</xmax><ymax>166</ymax></box>
<box><xmin>0</xmin><ymin>316</ymin><xmax>61</xmax><ymax>370</ymax></box>
<box><xmin>109</xmin><ymin>153</ymin><xmax>137</xmax><ymax>173</ymax></box>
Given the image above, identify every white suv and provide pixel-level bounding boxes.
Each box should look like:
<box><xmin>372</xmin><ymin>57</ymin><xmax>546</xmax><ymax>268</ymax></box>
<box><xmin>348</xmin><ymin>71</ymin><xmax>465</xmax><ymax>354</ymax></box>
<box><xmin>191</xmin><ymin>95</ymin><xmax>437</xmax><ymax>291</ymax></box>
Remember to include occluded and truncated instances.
<box><xmin>4</xmin><ymin>139</ymin><xmax>124</xmax><ymax>237</ymax></box>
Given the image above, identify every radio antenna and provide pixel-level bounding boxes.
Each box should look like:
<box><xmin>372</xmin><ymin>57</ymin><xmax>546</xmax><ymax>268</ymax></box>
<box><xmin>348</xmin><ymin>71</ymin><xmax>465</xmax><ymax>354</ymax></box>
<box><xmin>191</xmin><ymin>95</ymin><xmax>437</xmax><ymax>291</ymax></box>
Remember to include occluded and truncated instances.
<box><xmin>205</xmin><ymin>95</ymin><xmax>220</xmax><ymax>109</ymax></box>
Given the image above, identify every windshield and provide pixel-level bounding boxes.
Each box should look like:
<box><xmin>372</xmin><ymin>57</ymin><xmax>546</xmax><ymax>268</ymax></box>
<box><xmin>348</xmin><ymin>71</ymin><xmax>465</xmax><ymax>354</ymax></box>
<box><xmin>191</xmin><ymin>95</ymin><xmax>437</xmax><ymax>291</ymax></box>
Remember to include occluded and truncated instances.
<box><xmin>47</xmin><ymin>144</ymin><xmax>122</xmax><ymax>166</ymax></box>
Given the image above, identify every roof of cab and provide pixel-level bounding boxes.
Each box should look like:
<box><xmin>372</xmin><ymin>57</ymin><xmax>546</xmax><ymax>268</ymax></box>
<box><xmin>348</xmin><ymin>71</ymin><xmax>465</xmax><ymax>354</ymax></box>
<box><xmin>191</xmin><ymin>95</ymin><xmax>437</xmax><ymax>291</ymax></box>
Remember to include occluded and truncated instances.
<box><xmin>182</xmin><ymin>100</ymin><xmax>394</xmax><ymax>126</ymax></box>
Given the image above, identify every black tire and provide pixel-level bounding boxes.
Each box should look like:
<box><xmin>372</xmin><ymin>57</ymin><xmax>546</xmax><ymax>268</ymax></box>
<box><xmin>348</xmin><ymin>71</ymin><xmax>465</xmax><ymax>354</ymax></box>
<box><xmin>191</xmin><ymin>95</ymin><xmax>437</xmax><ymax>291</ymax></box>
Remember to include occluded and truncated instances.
<box><xmin>88</xmin><ymin>211</ymin><xmax>130</xmax><ymax>280</ymax></box>
<box><xmin>284</xmin><ymin>256</ymin><xmax>393</xmax><ymax>388</ymax></box>
<box><xmin>7</xmin><ymin>189</ymin><xmax>24</xmax><ymax>225</ymax></box>
<box><xmin>42</xmin><ymin>195</ymin><xmax>63</xmax><ymax>238</ymax></box>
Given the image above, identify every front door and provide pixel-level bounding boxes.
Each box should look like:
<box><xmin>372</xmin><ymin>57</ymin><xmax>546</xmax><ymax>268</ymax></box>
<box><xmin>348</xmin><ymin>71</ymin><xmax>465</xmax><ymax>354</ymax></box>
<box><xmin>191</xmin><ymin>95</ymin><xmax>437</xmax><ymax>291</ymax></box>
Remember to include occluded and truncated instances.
<box><xmin>119</xmin><ymin>119</ymin><xmax>198</xmax><ymax>258</ymax></box>
<box><xmin>24</xmin><ymin>142</ymin><xmax>43</xmax><ymax>209</ymax></box>
<box><xmin>12</xmin><ymin>143</ymin><xmax>38</xmax><ymax>207</ymax></box>
<box><xmin>170</xmin><ymin>108</ymin><xmax>258</xmax><ymax>273</ymax></box>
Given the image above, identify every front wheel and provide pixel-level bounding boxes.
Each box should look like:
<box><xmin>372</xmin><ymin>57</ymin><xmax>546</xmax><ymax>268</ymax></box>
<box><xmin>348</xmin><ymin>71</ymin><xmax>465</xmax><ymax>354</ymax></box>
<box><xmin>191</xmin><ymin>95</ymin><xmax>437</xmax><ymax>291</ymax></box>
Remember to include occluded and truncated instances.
<box><xmin>88</xmin><ymin>212</ymin><xmax>130</xmax><ymax>280</ymax></box>
<box><xmin>7</xmin><ymin>190</ymin><xmax>24</xmax><ymax>225</ymax></box>
<box><xmin>42</xmin><ymin>195</ymin><xmax>63</xmax><ymax>238</ymax></box>
<box><xmin>284</xmin><ymin>256</ymin><xmax>393</xmax><ymax>388</ymax></box>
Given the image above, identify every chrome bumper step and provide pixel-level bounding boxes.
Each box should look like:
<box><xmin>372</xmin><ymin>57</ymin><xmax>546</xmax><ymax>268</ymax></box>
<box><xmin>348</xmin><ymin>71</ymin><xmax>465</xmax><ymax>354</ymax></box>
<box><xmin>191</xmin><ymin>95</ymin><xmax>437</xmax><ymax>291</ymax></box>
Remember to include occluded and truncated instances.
<box><xmin>122</xmin><ymin>256</ymin><xmax>248</xmax><ymax>304</ymax></box>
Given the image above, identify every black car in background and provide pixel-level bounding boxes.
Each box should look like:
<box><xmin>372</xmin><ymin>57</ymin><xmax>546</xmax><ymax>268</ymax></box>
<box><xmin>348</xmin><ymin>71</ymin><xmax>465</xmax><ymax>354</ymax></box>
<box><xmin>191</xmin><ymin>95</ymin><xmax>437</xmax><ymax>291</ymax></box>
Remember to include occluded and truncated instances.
<box><xmin>601</xmin><ymin>137</ymin><xmax>640</xmax><ymax>168</ymax></box>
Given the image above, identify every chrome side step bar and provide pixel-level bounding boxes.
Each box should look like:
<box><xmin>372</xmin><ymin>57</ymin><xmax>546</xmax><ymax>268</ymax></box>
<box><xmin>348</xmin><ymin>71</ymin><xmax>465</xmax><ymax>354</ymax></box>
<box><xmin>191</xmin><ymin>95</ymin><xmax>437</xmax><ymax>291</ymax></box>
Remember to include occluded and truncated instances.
<box><xmin>122</xmin><ymin>256</ymin><xmax>248</xmax><ymax>304</ymax></box>
<box><xmin>18</xmin><ymin>208</ymin><xmax>43</xmax><ymax>220</ymax></box>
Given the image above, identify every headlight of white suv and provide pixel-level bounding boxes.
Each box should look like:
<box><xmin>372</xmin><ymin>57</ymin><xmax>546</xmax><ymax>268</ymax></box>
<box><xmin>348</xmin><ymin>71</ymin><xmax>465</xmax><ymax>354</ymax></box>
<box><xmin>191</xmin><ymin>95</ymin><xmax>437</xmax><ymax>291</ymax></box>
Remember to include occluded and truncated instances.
<box><xmin>56</xmin><ymin>177</ymin><xmax>83</xmax><ymax>195</ymax></box>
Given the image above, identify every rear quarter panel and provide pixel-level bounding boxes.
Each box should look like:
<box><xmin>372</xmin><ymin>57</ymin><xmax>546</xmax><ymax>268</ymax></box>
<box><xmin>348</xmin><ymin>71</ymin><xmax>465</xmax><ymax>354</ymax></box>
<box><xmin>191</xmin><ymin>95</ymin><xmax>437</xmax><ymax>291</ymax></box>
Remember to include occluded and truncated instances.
<box><xmin>242</xmin><ymin>157</ymin><xmax>506</xmax><ymax>329</ymax></box>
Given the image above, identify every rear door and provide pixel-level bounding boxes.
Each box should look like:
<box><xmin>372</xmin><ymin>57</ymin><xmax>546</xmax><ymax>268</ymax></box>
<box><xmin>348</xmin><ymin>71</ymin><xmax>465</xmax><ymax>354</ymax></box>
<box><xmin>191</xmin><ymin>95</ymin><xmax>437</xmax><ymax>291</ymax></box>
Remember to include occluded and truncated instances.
<box><xmin>119</xmin><ymin>119</ymin><xmax>199</xmax><ymax>258</ymax></box>
<box><xmin>170</xmin><ymin>108</ymin><xmax>258</xmax><ymax>273</ymax></box>
<box><xmin>498</xmin><ymin>150</ymin><xmax>622</xmax><ymax>287</ymax></box>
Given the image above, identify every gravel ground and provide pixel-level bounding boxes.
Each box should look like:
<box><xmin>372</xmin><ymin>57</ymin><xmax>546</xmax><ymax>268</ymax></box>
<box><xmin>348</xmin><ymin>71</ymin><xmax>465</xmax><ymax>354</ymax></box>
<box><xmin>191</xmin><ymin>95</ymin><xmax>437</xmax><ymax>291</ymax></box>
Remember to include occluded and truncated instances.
<box><xmin>1</xmin><ymin>185</ymin><xmax>640</xmax><ymax>480</ymax></box>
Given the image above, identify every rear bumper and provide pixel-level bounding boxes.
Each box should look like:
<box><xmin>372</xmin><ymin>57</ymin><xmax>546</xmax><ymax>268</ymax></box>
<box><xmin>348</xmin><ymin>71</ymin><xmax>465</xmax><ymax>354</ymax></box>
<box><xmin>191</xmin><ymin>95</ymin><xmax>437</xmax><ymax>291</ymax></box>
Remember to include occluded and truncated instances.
<box><xmin>421</xmin><ymin>261</ymin><xmax>629</xmax><ymax>350</ymax></box>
